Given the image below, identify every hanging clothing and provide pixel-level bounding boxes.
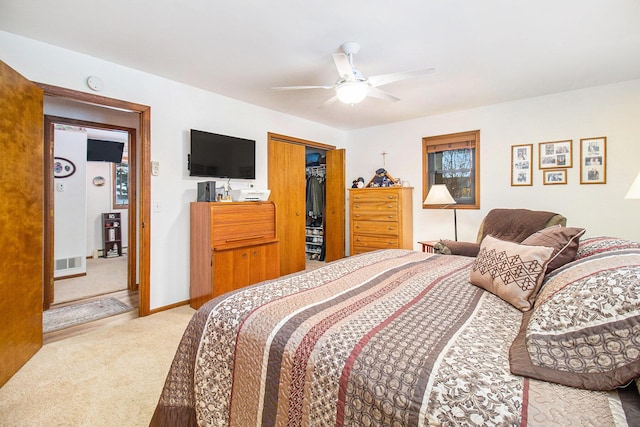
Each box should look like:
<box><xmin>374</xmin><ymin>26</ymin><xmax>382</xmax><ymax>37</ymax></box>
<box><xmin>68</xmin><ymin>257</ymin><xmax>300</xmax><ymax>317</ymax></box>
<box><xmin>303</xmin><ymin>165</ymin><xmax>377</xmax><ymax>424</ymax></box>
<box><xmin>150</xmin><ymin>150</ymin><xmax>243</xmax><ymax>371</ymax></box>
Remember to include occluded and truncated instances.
<box><xmin>306</xmin><ymin>175</ymin><xmax>323</xmax><ymax>219</ymax></box>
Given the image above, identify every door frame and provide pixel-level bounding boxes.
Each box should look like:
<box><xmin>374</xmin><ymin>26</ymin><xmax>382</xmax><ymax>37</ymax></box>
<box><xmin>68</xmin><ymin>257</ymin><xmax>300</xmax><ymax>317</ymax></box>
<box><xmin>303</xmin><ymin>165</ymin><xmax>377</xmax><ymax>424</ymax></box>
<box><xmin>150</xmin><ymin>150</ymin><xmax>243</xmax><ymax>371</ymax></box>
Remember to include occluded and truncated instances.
<box><xmin>37</xmin><ymin>83</ymin><xmax>152</xmax><ymax>316</ymax></box>
<box><xmin>44</xmin><ymin>116</ymin><xmax>138</xmax><ymax>307</ymax></box>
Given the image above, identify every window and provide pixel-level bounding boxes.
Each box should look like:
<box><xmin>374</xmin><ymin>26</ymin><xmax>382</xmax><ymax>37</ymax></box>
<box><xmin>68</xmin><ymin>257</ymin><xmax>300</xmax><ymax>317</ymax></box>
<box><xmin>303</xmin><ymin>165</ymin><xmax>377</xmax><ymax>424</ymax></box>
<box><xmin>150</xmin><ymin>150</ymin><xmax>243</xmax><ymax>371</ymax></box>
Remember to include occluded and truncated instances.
<box><xmin>113</xmin><ymin>162</ymin><xmax>128</xmax><ymax>208</ymax></box>
<box><xmin>422</xmin><ymin>130</ymin><xmax>480</xmax><ymax>209</ymax></box>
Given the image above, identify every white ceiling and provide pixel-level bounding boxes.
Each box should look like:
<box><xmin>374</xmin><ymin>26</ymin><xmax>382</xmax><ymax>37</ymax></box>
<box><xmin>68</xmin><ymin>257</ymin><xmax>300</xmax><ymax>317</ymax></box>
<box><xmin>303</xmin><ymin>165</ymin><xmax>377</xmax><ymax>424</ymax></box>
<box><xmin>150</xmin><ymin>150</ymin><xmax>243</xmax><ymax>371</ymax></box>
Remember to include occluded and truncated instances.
<box><xmin>2</xmin><ymin>0</ymin><xmax>640</xmax><ymax>130</ymax></box>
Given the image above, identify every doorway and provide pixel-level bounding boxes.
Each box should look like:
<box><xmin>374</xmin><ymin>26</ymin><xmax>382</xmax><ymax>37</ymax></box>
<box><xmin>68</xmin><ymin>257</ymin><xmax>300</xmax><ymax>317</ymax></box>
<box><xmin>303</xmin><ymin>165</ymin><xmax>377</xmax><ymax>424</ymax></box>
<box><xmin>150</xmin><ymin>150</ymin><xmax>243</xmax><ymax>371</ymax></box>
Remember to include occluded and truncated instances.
<box><xmin>37</xmin><ymin>83</ymin><xmax>152</xmax><ymax>316</ymax></box>
<box><xmin>47</xmin><ymin>120</ymin><xmax>134</xmax><ymax>306</ymax></box>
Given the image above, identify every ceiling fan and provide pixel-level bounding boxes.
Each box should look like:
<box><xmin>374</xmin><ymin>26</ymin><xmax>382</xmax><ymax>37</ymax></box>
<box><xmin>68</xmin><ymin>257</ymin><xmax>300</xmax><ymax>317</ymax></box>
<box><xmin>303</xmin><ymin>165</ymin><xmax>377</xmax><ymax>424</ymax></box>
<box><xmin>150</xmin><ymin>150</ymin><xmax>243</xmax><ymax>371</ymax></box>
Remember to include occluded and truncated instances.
<box><xmin>272</xmin><ymin>42</ymin><xmax>436</xmax><ymax>107</ymax></box>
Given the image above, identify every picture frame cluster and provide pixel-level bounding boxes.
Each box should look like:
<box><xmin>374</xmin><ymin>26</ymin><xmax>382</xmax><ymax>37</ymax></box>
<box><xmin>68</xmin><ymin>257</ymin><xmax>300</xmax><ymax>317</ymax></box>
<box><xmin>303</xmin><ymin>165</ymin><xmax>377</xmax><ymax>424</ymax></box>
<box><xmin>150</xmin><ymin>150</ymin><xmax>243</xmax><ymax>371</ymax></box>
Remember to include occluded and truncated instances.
<box><xmin>510</xmin><ymin>137</ymin><xmax>606</xmax><ymax>186</ymax></box>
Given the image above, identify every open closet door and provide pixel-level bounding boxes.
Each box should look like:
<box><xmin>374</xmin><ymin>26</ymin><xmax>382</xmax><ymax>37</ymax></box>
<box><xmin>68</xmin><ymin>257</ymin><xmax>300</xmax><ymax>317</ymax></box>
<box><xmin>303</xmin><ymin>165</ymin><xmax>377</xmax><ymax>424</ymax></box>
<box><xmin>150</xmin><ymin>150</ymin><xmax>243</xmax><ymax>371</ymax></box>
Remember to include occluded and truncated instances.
<box><xmin>268</xmin><ymin>138</ymin><xmax>306</xmax><ymax>276</ymax></box>
<box><xmin>0</xmin><ymin>61</ymin><xmax>44</xmax><ymax>387</ymax></box>
<box><xmin>324</xmin><ymin>149</ymin><xmax>345</xmax><ymax>262</ymax></box>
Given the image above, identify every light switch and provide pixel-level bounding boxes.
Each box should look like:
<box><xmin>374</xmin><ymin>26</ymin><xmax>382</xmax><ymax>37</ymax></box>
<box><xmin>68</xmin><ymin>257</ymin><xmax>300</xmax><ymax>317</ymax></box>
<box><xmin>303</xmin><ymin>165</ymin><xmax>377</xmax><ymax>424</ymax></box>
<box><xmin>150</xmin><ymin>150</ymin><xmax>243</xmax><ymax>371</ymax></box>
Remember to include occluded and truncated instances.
<box><xmin>56</xmin><ymin>182</ymin><xmax>64</xmax><ymax>192</ymax></box>
<box><xmin>151</xmin><ymin>161</ymin><xmax>159</xmax><ymax>176</ymax></box>
<box><xmin>153</xmin><ymin>201</ymin><xmax>161</xmax><ymax>213</ymax></box>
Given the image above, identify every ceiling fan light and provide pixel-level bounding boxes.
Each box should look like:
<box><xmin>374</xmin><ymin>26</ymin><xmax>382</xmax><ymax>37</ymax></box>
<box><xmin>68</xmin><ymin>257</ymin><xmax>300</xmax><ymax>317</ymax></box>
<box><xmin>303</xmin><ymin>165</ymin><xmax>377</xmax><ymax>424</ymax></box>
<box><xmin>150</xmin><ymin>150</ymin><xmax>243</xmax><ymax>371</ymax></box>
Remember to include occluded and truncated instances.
<box><xmin>336</xmin><ymin>81</ymin><xmax>368</xmax><ymax>104</ymax></box>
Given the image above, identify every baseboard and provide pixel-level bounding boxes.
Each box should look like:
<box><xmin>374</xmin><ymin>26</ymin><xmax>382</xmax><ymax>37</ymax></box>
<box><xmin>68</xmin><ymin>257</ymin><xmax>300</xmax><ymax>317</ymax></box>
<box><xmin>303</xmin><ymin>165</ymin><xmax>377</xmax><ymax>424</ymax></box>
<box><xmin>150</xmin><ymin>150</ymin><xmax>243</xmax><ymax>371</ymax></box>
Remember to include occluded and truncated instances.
<box><xmin>146</xmin><ymin>299</ymin><xmax>192</xmax><ymax>315</ymax></box>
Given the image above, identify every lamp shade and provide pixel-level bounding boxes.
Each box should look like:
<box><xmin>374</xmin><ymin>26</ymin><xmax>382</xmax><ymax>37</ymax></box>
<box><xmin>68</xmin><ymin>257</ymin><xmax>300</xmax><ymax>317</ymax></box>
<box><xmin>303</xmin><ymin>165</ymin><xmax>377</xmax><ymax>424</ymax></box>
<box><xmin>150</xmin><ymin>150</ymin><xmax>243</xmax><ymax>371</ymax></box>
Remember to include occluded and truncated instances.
<box><xmin>336</xmin><ymin>81</ymin><xmax>368</xmax><ymax>104</ymax></box>
<box><xmin>625</xmin><ymin>171</ymin><xmax>640</xmax><ymax>199</ymax></box>
<box><xmin>424</xmin><ymin>184</ymin><xmax>456</xmax><ymax>205</ymax></box>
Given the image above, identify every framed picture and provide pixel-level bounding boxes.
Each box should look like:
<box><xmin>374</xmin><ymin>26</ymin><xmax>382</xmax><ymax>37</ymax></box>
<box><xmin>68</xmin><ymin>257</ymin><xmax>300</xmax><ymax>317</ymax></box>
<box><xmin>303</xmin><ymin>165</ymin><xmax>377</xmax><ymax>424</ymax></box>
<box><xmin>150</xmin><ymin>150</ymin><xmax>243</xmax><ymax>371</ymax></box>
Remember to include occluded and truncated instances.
<box><xmin>511</xmin><ymin>144</ymin><xmax>532</xmax><ymax>186</ymax></box>
<box><xmin>543</xmin><ymin>169</ymin><xmax>567</xmax><ymax>185</ymax></box>
<box><xmin>580</xmin><ymin>137</ymin><xmax>606</xmax><ymax>184</ymax></box>
<box><xmin>538</xmin><ymin>140</ymin><xmax>573</xmax><ymax>169</ymax></box>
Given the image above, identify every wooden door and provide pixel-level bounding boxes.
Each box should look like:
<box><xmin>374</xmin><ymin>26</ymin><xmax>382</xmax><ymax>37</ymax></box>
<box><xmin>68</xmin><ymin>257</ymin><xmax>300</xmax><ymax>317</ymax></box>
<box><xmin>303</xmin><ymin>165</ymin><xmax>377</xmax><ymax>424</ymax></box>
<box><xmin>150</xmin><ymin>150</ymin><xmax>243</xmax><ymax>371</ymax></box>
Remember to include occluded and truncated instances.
<box><xmin>268</xmin><ymin>138</ymin><xmax>306</xmax><ymax>275</ymax></box>
<box><xmin>248</xmin><ymin>242</ymin><xmax>280</xmax><ymax>285</ymax></box>
<box><xmin>0</xmin><ymin>61</ymin><xmax>44</xmax><ymax>387</ymax></box>
<box><xmin>324</xmin><ymin>149</ymin><xmax>346</xmax><ymax>262</ymax></box>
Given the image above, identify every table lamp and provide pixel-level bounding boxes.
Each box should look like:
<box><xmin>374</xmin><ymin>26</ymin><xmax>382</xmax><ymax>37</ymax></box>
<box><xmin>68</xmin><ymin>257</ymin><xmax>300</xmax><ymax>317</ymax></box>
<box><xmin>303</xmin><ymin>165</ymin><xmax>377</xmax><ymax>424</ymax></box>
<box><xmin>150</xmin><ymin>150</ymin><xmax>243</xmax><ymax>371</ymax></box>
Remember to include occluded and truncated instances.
<box><xmin>424</xmin><ymin>184</ymin><xmax>458</xmax><ymax>241</ymax></box>
<box><xmin>625</xmin><ymin>171</ymin><xmax>640</xmax><ymax>199</ymax></box>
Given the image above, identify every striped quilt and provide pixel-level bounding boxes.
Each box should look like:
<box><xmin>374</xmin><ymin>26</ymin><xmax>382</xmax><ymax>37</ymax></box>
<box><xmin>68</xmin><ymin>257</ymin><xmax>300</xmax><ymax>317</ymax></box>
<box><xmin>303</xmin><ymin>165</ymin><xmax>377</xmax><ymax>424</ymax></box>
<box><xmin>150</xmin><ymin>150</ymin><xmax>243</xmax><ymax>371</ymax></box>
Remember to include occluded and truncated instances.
<box><xmin>151</xmin><ymin>249</ymin><xmax>638</xmax><ymax>426</ymax></box>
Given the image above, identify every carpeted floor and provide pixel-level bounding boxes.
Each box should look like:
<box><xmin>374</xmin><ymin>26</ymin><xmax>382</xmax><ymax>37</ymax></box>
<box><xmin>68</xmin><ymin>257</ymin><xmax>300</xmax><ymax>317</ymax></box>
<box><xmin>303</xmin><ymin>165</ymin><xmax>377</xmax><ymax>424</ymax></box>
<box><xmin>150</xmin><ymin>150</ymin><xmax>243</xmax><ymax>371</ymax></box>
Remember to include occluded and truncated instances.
<box><xmin>43</xmin><ymin>297</ymin><xmax>134</xmax><ymax>333</ymax></box>
<box><xmin>54</xmin><ymin>255</ymin><xmax>128</xmax><ymax>304</ymax></box>
<box><xmin>0</xmin><ymin>305</ymin><xmax>195</xmax><ymax>427</ymax></box>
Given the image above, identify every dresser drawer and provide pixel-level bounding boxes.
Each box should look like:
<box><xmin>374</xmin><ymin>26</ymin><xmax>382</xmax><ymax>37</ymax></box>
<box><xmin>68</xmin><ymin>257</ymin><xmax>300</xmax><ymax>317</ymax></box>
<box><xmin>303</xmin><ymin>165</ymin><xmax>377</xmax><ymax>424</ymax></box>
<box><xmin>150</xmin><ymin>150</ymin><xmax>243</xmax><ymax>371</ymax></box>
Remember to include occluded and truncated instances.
<box><xmin>352</xmin><ymin>211</ymin><xmax>398</xmax><ymax>222</ymax></box>
<box><xmin>209</xmin><ymin>203</ymin><xmax>276</xmax><ymax>248</ymax></box>
<box><xmin>351</xmin><ymin>190</ymin><xmax>399</xmax><ymax>202</ymax></box>
<box><xmin>352</xmin><ymin>234</ymin><xmax>399</xmax><ymax>249</ymax></box>
<box><xmin>352</xmin><ymin>201</ymin><xmax>398</xmax><ymax>213</ymax></box>
<box><xmin>352</xmin><ymin>220</ymin><xmax>399</xmax><ymax>236</ymax></box>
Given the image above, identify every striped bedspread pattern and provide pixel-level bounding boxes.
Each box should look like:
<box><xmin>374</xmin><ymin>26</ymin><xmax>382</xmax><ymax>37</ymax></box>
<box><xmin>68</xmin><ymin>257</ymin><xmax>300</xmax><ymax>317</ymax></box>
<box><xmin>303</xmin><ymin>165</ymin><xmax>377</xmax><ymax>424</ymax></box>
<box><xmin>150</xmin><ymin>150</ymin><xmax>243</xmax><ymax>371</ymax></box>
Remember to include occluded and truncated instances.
<box><xmin>152</xmin><ymin>249</ymin><xmax>636</xmax><ymax>427</ymax></box>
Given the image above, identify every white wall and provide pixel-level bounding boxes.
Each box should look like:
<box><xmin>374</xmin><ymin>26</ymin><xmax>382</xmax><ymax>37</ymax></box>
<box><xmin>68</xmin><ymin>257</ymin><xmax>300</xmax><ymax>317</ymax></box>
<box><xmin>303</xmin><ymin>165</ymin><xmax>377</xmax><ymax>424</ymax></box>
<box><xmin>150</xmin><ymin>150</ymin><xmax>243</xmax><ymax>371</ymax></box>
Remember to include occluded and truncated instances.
<box><xmin>346</xmin><ymin>79</ymin><xmax>640</xmax><ymax>249</ymax></box>
<box><xmin>53</xmin><ymin>126</ymin><xmax>87</xmax><ymax>277</ymax></box>
<box><xmin>0</xmin><ymin>30</ymin><xmax>347</xmax><ymax>310</ymax></box>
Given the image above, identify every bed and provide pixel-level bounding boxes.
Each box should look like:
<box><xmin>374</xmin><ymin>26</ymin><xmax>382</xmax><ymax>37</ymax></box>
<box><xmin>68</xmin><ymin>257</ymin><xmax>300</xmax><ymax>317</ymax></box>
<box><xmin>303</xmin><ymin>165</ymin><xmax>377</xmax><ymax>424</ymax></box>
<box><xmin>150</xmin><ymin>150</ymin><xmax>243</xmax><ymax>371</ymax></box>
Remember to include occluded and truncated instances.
<box><xmin>151</xmin><ymin>236</ymin><xmax>640</xmax><ymax>426</ymax></box>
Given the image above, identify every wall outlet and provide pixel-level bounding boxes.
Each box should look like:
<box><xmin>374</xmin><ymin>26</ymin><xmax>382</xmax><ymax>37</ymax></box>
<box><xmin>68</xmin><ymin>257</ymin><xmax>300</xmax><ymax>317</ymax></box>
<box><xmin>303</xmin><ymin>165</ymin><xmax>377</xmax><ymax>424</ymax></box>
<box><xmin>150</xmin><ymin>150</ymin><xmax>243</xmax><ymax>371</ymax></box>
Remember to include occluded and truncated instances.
<box><xmin>151</xmin><ymin>161</ymin><xmax>160</xmax><ymax>176</ymax></box>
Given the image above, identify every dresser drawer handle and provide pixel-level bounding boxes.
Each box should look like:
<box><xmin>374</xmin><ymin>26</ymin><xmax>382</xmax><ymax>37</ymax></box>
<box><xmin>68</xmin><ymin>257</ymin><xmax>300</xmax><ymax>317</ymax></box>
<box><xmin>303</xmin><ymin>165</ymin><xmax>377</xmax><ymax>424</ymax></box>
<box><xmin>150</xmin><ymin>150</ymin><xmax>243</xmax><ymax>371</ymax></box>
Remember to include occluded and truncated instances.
<box><xmin>388</xmin><ymin>241</ymin><xmax>394</xmax><ymax>245</ymax></box>
<box><xmin>388</xmin><ymin>227</ymin><xmax>394</xmax><ymax>231</ymax></box>
<box><xmin>388</xmin><ymin>215</ymin><xmax>393</xmax><ymax>218</ymax></box>
<box><xmin>355</xmin><ymin>204</ymin><xmax>360</xmax><ymax>208</ymax></box>
<box><xmin>355</xmin><ymin>214</ymin><xmax>360</xmax><ymax>217</ymax></box>
<box><xmin>388</xmin><ymin>195</ymin><xmax>393</xmax><ymax>199</ymax></box>
<box><xmin>388</xmin><ymin>205</ymin><xmax>393</xmax><ymax>208</ymax></box>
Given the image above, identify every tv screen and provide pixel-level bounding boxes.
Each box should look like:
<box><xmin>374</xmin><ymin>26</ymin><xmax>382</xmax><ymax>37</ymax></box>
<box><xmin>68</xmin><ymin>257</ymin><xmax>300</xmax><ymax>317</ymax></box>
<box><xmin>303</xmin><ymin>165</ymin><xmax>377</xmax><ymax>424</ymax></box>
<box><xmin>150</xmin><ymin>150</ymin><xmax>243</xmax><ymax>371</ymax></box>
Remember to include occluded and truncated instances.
<box><xmin>87</xmin><ymin>139</ymin><xmax>125</xmax><ymax>163</ymax></box>
<box><xmin>189</xmin><ymin>129</ymin><xmax>255</xmax><ymax>179</ymax></box>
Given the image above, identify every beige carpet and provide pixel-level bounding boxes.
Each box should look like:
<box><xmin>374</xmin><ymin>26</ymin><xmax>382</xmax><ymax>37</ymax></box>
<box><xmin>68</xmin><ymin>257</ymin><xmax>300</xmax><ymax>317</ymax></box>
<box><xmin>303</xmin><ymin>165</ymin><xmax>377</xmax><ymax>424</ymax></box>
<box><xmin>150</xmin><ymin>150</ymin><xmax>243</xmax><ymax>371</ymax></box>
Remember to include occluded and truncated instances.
<box><xmin>54</xmin><ymin>256</ymin><xmax>128</xmax><ymax>304</ymax></box>
<box><xmin>0</xmin><ymin>305</ymin><xmax>195</xmax><ymax>427</ymax></box>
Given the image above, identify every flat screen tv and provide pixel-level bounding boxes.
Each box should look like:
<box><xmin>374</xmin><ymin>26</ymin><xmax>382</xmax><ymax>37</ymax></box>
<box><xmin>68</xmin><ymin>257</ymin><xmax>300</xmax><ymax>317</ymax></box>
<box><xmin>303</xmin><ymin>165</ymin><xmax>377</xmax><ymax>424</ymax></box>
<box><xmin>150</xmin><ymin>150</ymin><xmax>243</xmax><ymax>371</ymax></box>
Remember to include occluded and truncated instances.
<box><xmin>87</xmin><ymin>139</ymin><xmax>125</xmax><ymax>163</ymax></box>
<box><xmin>189</xmin><ymin>129</ymin><xmax>255</xmax><ymax>179</ymax></box>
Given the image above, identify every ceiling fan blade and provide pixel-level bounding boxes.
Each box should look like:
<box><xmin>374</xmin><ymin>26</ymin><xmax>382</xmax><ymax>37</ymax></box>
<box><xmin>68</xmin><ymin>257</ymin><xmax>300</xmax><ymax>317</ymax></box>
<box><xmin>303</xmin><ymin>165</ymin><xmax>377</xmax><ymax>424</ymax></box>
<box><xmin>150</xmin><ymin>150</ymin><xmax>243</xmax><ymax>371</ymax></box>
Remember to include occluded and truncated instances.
<box><xmin>367</xmin><ymin>87</ymin><xmax>400</xmax><ymax>103</ymax></box>
<box><xmin>319</xmin><ymin>95</ymin><xmax>339</xmax><ymax>109</ymax></box>
<box><xmin>271</xmin><ymin>85</ymin><xmax>333</xmax><ymax>91</ymax></box>
<box><xmin>332</xmin><ymin>53</ymin><xmax>355</xmax><ymax>81</ymax></box>
<box><xmin>368</xmin><ymin>68</ymin><xmax>436</xmax><ymax>87</ymax></box>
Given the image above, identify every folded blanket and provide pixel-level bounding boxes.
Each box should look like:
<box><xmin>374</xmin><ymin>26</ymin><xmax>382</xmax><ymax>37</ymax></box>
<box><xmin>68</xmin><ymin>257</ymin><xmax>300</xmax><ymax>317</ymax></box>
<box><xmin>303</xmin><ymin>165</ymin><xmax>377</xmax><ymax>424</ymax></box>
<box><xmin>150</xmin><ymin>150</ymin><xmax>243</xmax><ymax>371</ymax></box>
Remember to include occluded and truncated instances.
<box><xmin>435</xmin><ymin>240</ymin><xmax>481</xmax><ymax>257</ymax></box>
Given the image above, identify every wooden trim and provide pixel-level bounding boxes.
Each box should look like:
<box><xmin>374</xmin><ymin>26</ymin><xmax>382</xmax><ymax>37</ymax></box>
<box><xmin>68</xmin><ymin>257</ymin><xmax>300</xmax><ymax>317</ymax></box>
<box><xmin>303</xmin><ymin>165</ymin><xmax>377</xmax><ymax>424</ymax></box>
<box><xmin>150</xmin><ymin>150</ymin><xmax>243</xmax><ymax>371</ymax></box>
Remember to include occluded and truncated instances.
<box><xmin>267</xmin><ymin>132</ymin><xmax>336</xmax><ymax>150</ymax></box>
<box><xmin>422</xmin><ymin>130</ymin><xmax>480</xmax><ymax>210</ymax></box>
<box><xmin>37</xmin><ymin>83</ymin><xmax>151</xmax><ymax>316</ymax></box>
<box><xmin>147</xmin><ymin>299</ymin><xmax>191</xmax><ymax>315</ymax></box>
<box><xmin>43</xmin><ymin>117</ymin><xmax>55</xmax><ymax>308</ymax></box>
<box><xmin>54</xmin><ymin>272</ymin><xmax>88</xmax><ymax>280</ymax></box>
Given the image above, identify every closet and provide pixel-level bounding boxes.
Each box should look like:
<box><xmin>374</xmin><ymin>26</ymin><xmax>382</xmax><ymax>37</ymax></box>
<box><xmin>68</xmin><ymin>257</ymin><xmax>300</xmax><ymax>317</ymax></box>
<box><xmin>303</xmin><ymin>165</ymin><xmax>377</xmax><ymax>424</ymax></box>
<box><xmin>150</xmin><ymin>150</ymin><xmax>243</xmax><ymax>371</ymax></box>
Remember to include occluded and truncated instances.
<box><xmin>268</xmin><ymin>133</ymin><xmax>345</xmax><ymax>276</ymax></box>
<box><xmin>305</xmin><ymin>150</ymin><xmax>326</xmax><ymax>261</ymax></box>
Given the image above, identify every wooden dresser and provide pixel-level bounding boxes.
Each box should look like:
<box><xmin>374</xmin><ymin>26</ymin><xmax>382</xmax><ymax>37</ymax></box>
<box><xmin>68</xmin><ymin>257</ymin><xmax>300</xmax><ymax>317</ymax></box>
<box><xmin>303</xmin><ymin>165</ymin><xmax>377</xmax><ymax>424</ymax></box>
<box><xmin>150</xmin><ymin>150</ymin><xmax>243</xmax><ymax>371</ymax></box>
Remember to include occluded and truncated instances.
<box><xmin>190</xmin><ymin>201</ymin><xmax>280</xmax><ymax>309</ymax></box>
<box><xmin>349</xmin><ymin>187</ymin><xmax>413</xmax><ymax>255</ymax></box>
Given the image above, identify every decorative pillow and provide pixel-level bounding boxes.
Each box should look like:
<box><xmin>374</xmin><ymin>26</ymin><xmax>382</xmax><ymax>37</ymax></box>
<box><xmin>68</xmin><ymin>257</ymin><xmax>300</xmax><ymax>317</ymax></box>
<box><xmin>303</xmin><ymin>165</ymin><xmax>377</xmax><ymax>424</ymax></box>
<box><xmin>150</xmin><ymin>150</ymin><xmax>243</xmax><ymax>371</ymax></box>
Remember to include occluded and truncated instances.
<box><xmin>575</xmin><ymin>236</ymin><xmax>640</xmax><ymax>260</ymax></box>
<box><xmin>509</xmin><ymin>248</ymin><xmax>640</xmax><ymax>391</ymax></box>
<box><xmin>521</xmin><ymin>225</ymin><xmax>585</xmax><ymax>272</ymax></box>
<box><xmin>470</xmin><ymin>235</ymin><xmax>553</xmax><ymax>311</ymax></box>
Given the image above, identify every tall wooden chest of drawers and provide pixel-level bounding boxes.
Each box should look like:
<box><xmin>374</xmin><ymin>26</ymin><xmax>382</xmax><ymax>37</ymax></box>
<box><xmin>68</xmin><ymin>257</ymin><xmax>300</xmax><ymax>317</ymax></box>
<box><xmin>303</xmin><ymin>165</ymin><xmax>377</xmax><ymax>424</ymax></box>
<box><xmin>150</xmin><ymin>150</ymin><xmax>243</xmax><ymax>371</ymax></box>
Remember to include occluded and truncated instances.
<box><xmin>349</xmin><ymin>187</ymin><xmax>413</xmax><ymax>255</ymax></box>
<box><xmin>190</xmin><ymin>201</ymin><xmax>280</xmax><ymax>309</ymax></box>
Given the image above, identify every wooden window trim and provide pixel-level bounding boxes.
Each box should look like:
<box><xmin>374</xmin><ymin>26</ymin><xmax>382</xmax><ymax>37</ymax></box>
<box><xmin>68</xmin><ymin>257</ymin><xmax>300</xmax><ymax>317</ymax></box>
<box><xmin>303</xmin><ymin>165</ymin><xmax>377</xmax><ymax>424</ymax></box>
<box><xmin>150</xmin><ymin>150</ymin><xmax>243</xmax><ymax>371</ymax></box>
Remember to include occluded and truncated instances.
<box><xmin>422</xmin><ymin>130</ymin><xmax>480</xmax><ymax>209</ymax></box>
